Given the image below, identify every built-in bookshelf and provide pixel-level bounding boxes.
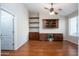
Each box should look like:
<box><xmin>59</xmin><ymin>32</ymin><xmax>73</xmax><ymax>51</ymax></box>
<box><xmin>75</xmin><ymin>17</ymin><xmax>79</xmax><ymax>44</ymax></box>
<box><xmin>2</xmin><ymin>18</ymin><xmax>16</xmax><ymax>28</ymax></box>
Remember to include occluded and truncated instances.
<box><xmin>29</xmin><ymin>17</ymin><xmax>39</xmax><ymax>32</ymax></box>
<box><xmin>43</xmin><ymin>19</ymin><xmax>59</xmax><ymax>28</ymax></box>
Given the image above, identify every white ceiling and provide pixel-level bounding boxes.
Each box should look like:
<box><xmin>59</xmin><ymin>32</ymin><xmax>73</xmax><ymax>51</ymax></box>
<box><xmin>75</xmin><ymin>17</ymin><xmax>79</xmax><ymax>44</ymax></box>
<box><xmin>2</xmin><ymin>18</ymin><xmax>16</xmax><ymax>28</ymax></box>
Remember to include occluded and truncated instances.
<box><xmin>24</xmin><ymin>3</ymin><xmax>78</xmax><ymax>16</ymax></box>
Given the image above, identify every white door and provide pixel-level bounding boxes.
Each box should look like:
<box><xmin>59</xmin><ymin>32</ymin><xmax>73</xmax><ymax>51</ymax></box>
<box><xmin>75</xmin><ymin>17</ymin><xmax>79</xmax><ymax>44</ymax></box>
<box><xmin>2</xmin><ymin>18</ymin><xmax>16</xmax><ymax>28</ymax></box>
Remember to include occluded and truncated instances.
<box><xmin>1</xmin><ymin>9</ymin><xmax>14</xmax><ymax>50</ymax></box>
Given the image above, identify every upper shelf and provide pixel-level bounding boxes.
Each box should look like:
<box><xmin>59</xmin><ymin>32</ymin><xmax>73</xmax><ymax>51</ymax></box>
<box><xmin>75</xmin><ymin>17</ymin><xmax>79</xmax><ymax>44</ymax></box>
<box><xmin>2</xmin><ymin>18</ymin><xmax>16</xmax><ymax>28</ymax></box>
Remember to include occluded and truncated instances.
<box><xmin>29</xmin><ymin>22</ymin><xmax>39</xmax><ymax>24</ymax></box>
<box><xmin>29</xmin><ymin>17</ymin><xmax>39</xmax><ymax>19</ymax></box>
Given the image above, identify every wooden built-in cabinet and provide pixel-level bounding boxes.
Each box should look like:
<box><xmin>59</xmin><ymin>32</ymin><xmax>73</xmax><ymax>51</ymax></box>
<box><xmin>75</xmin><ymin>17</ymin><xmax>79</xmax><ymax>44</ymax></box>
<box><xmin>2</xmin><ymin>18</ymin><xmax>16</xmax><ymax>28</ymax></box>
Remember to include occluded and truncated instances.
<box><xmin>53</xmin><ymin>33</ymin><xmax>63</xmax><ymax>41</ymax></box>
<box><xmin>29</xmin><ymin>33</ymin><xmax>63</xmax><ymax>41</ymax></box>
<box><xmin>43</xmin><ymin>19</ymin><xmax>59</xmax><ymax>28</ymax></box>
<box><xmin>40</xmin><ymin>33</ymin><xmax>63</xmax><ymax>41</ymax></box>
<box><xmin>40</xmin><ymin>33</ymin><xmax>48</xmax><ymax>41</ymax></box>
<box><xmin>29</xmin><ymin>17</ymin><xmax>39</xmax><ymax>40</ymax></box>
<box><xmin>29</xmin><ymin>32</ymin><xmax>39</xmax><ymax>40</ymax></box>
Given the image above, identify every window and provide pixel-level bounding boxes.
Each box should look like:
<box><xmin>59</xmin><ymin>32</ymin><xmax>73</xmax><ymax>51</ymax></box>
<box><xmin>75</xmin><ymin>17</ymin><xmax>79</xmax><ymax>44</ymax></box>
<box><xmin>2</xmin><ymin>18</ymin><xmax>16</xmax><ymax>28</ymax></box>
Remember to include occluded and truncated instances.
<box><xmin>69</xmin><ymin>16</ymin><xmax>78</xmax><ymax>37</ymax></box>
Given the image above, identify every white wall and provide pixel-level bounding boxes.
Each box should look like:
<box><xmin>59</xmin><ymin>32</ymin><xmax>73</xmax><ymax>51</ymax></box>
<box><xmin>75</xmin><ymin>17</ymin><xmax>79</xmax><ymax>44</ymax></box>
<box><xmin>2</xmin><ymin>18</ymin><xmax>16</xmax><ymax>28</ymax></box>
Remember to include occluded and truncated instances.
<box><xmin>1</xmin><ymin>3</ymin><xmax>29</xmax><ymax>50</ymax></box>
<box><xmin>39</xmin><ymin>10</ymin><xmax>66</xmax><ymax>38</ymax></box>
<box><xmin>65</xmin><ymin>11</ymin><xmax>78</xmax><ymax>45</ymax></box>
<box><xmin>29</xmin><ymin>12</ymin><xmax>39</xmax><ymax>17</ymax></box>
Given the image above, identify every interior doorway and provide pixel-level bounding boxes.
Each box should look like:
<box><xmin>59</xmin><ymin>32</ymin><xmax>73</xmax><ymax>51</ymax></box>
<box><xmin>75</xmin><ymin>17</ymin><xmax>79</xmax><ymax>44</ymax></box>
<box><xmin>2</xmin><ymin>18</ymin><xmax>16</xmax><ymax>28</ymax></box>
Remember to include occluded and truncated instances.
<box><xmin>1</xmin><ymin>9</ymin><xmax>14</xmax><ymax>50</ymax></box>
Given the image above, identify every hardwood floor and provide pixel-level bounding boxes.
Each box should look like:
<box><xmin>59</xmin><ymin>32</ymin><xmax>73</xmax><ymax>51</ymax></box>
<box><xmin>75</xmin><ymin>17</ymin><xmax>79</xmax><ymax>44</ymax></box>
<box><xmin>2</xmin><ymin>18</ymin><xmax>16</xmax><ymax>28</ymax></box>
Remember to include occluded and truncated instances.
<box><xmin>1</xmin><ymin>40</ymin><xmax>78</xmax><ymax>56</ymax></box>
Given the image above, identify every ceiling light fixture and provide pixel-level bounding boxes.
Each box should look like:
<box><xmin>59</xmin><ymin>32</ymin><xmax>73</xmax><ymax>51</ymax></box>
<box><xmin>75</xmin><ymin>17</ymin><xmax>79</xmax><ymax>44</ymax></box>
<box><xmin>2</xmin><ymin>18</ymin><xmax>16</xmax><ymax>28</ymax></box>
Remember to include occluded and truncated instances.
<box><xmin>50</xmin><ymin>11</ymin><xmax>55</xmax><ymax>15</ymax></box>
<box><xmin>44</xmin><ymin>3</ymin><xmax>62</xmax><ymax>15</ymax></box>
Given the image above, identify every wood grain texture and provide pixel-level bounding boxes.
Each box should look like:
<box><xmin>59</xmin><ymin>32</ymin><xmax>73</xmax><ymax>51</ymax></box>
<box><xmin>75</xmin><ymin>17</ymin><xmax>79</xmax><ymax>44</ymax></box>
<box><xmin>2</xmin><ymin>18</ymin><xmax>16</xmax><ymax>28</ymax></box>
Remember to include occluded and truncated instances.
<box><xmin>1</xmin><ymin>40</ymin><xmax>78</xmax><ymax>56</ymax></box>
<box><xmin>40</xmin><ymin>33</ymin><xmax>63</xmax><ymax>41</ymax></box>
<box><xmin>29</xmin><ymin>32</ymin><xmax>39</xmax><ymax>40</ymax></box>
<box><xmin>53</xmin><ymin>33</ymin><xmax>63</xmax><ymax>41</ymax></box>
<box><xmin>43</xmin><ymin>19</ymin><xmax>59</xmax><ymax>28</ymax></box>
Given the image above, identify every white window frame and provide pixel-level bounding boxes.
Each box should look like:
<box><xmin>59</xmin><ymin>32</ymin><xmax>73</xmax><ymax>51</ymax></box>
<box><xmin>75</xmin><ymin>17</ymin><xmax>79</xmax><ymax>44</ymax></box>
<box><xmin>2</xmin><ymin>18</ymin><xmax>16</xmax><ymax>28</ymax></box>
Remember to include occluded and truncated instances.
<box><xmin>68</xmin><ymin>16</ymin><xmax>78</xmax><ymax>37</ymax></box>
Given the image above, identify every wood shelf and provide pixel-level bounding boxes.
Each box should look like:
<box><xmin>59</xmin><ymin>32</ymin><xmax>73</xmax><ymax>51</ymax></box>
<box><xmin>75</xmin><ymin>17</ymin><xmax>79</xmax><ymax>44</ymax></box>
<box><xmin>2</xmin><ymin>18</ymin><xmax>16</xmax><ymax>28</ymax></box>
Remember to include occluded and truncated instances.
<box><xmin>29</xmin><ymin>16</ymin><xmax>39</xmax><ymax>32</ymax></box>
<box><xmin>29</xmin><ymin>27</ymin><xmax>39</xmax><ymax>28</ymax></box>
<box><xmin>29</xmin><ymin>17</ymin><xmax>39</xmax><ymax>19</ymax></box>
<box><xmin>29</xmin><ymin>22</ymin><xmax>39</xmax><ymax>24</ymax></box>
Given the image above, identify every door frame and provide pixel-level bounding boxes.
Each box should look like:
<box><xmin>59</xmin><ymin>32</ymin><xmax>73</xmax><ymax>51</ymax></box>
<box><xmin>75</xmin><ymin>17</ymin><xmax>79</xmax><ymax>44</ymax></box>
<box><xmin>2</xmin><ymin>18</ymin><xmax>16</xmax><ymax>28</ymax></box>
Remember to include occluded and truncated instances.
<box><xmin>0</xmin><ymin>8</ymin><xmax>15</xmax><ymax>50</ymax></box>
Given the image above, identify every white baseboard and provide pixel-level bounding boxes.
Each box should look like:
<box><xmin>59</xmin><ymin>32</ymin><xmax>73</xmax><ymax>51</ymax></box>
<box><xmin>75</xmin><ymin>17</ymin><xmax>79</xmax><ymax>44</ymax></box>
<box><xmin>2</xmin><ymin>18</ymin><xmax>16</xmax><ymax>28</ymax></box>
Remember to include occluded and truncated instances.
<box><xmin>14</xmin><ymin>39</ymin><xmax>29</xmax><ymax>50</ymax></box>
